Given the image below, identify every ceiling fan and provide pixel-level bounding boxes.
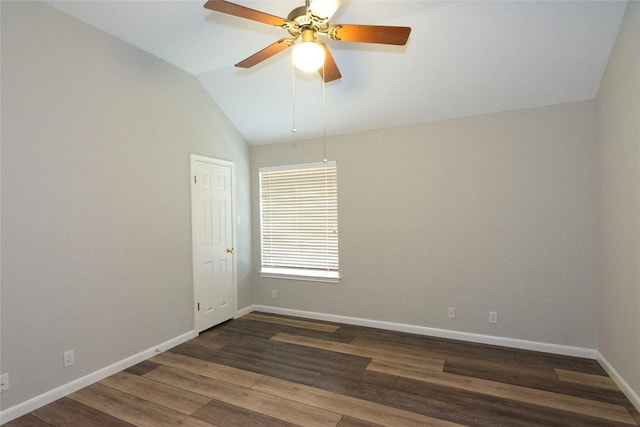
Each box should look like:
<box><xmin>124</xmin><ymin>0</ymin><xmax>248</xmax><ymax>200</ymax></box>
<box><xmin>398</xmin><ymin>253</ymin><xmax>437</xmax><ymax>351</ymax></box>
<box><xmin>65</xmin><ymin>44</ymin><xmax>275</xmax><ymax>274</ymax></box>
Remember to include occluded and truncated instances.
<box><xmin>203</xmin><ymin>0</ymin><xmax>412</xmax><ymax>82</ymax></box>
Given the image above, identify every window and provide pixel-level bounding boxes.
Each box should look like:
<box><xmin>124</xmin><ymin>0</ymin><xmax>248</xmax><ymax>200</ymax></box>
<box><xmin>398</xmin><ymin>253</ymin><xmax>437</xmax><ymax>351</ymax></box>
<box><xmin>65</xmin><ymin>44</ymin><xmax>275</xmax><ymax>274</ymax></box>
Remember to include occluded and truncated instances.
<box><xmin>259</xmin><ymin>161</ymin><xmax>339</xmax><ymax>282</ymax></box>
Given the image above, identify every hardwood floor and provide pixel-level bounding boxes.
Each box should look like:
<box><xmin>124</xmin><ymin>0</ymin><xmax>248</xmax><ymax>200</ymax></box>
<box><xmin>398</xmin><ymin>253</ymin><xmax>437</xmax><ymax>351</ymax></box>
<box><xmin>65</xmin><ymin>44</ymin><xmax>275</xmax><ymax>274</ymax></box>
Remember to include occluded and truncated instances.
<box><xmin>6</xmin><ymin>312</ymin><xmax>640</xmax><ymax>426</ymax></box>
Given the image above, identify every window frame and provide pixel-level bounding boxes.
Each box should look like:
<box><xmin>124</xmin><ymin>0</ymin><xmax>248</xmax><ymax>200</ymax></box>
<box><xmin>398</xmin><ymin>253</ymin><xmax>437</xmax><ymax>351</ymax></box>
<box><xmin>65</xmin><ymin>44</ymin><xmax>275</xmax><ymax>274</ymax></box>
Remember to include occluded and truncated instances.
<box><xmin>258</xmin><ymin>161</ymin><xmax>340</xmax><ymax>283</ymax></box>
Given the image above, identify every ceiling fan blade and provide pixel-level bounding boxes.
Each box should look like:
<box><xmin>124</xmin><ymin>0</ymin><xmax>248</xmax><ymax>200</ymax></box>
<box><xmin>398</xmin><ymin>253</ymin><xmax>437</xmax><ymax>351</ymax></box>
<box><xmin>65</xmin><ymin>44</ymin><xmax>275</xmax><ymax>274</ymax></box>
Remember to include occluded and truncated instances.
<box><xmin>310</xmin><ymin>0</ymin><xmax>342</xmax><ymax>19</ymax></box>
<box><xmin>330</xmin><ymin>24</ymin><xmax>411</xmax><ymax>45</ymax></box>
<box><xmin>204</xmin><ymin>0</ymin><xmax>286</xmax><ymax>27</ymax></box>
<box><xmin>235</xmin><ymin>38</ymin><xmax>294</xmax><ymax>68</ymax></box>
<box><xmin>319</xmin><ymin>44</ymin><xmax>341</xmax><ymax>82</ymax></box>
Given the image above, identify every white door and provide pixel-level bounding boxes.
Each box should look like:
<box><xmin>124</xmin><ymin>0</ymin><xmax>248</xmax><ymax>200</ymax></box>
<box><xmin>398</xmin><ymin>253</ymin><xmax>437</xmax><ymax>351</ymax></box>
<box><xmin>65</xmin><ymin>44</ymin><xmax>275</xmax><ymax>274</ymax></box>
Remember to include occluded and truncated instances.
<box><xmin>191</xmin><ymin>155</ymin><xmax>237</xmax><ymax>332</ymax></box>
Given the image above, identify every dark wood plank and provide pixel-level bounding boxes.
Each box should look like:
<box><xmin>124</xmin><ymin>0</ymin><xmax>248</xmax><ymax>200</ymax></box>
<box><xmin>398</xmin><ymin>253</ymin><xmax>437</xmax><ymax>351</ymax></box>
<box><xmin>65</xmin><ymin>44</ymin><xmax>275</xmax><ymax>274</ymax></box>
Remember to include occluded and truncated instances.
<box><xmin>272</xmin><ymin>332</ymin><xmax>444</xmax><ymax>372</ymax></box>
<box><xmin>3</xmin><ymin>414</ymin><xmax>53</xmax><ymax>427</ymax></box>
<box><xmin>512</xmin><ymin>349</ymin><xmax>607</xmax><ymax>375</ymax></box>
<box><xmin>170</xmin><ymin>339</ymin><xmax>322</xmax><ymax>385</ymax></box>
<box><xmin>219</xmin><ymin>339</ymin><xmax>372</xmax><ymax>378</ymax></box>
<box><xmin>250</xmin><ymin>311</ymin><xmax>343</xmax><ymax>329</ymax></box>
<box><xmin>348</xmin><ymin>368</ymin><xmax>401</xmax><ymax>389</ymax></box>
<box><xmin>219</xmin><ymin>330</ymin><xmax>371</xmax><ymax>370</ymax></box>
<box><xmin>31</xmin><ymin>397</ymin><xmax>136</xmax><ymax>427</ymax></box>
<box><xmin>243</xmin><ymin>312</ymin><xmax>340</xmax><ymax>332</ymax></box>
<box><xmin>124</xmin><ymin>359</ymin><xmax>161</xmax><ymax>376</ymax></box>
<box><xmin>189</xmin><ymin>329</ymin><xmax>227</xmax><ymax>351</ymax></box>
<box><xmin>442</xmin><ymin>357</ymin><xmax>557</xmax><ymax>384</ymax></box>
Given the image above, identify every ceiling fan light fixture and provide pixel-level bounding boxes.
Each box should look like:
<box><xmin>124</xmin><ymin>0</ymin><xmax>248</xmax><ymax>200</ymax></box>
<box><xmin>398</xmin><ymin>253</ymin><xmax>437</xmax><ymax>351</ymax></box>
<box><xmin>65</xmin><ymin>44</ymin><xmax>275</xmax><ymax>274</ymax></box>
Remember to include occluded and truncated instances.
<box><xmin>204</xmin><ymin>0</ymin><xmax>412</xmax><ymax>81</ymax></box>
<box><xmin>292</xmin><ymin>40</ymin><xmax>325</xmax><ymax>72</ymax></box>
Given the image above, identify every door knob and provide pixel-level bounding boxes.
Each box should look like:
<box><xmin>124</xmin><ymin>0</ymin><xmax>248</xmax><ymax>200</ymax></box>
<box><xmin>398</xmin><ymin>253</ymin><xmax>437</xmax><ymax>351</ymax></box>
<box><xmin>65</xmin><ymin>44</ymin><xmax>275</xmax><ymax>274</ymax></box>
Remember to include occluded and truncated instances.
<box><xmin>226</xmin><ymin>248</ymin><xmax>234</xmax><ymax>254</ymax></box>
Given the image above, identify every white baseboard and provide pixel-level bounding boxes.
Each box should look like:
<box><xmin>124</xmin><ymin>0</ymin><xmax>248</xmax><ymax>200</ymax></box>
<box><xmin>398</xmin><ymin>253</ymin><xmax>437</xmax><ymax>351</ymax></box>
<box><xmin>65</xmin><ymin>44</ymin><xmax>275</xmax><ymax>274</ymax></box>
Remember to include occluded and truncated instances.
<box><xmin>236</xmin><ymin>304</ymin><xmax>255</xmax><ymax>318</ymax></box>
<box><xmin>0</xmin><ymin>330</ymin><xmax>197</xmax><ymax>425</ymax></box>
<box><xmin>597</xmin><ymin>351</ymin><xmax>640</xmax><ymax>413</ymax></box>
<box><xmin>246</xmin><ymin>304</ymin><xmax>597</xmax><ymax>359</ymax></box>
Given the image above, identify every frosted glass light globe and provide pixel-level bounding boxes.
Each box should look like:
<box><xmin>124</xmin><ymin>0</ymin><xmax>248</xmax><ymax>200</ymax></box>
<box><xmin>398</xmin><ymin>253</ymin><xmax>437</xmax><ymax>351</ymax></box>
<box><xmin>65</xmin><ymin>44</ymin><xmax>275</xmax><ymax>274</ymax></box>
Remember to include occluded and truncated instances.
<box><xmin>292</xmin><ymin>41</ymin><xmax>326</xmax><ymax>72</ymax></box>
<box><xmin>310</xmin><ymin>0</ymin><xmax>340</xmax><ymax>19</ymax></box>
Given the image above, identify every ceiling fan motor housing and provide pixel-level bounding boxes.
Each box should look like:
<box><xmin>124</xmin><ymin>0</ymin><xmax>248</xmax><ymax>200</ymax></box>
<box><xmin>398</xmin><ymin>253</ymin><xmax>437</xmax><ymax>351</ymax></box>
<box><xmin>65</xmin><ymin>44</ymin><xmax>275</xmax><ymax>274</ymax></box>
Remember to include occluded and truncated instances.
<box><xmin>284</xmin><ymin>7</ymin><xmax>330</xmax><ymax>40</ymax></box>
<box><xmin>287</xmin><ymin>6</ymin><xmax>308</xmax><ymax>22</ymax></box>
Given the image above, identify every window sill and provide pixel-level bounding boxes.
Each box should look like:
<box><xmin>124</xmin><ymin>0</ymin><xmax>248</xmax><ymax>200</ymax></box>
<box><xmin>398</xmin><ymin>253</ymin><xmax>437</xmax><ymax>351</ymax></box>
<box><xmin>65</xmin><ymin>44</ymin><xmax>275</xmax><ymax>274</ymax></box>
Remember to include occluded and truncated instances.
<box><xmin>260</xmin><ymin>268</ymin><xmax>340</xmax><ymax>284</ymax></box>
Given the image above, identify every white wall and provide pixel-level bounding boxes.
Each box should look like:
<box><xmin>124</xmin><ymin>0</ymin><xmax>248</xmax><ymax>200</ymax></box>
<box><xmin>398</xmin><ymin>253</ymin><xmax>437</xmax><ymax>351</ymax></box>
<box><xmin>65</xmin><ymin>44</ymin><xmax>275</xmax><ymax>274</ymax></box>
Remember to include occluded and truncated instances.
<box><xmin>251</xmin><ymin>100</ymin><xmax>597</xmax><ymax>350</ymax></box>
<box><xmin>596</xmin><ymin>0</ymin><xmax>640</xmax><ymax>405</ymax></box>
<box><xmin>0</xmin><ymin>1</ymin><xmax>251</xmax><ymax>411</ymax></box>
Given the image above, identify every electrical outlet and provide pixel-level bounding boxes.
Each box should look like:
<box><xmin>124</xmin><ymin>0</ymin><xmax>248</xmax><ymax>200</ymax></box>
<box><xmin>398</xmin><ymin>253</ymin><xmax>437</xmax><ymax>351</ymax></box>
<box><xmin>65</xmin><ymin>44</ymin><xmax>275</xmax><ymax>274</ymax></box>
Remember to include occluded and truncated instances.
<box><xmin>489</xmin><ymin>311</ymin><xmax>498</xmax><ymax>324</ymax></box>
<box><xmin>0</xmin><ymin>373</ymin><xmax>9</xmax><ymax>392</ymax></box>
<box><xmin>447</xmin><ymin>307</ymin><xmax>456</xmax><ymax>319</ymax></box>
<box><xmin>272</xmin><ymin>289</ymin><xmax>278</xmax><ymax>299</ymax></box>
<box><xmin>64</xmin><ymin>349</ymin><xmax>75</xmax><ymax>367</ymax></box>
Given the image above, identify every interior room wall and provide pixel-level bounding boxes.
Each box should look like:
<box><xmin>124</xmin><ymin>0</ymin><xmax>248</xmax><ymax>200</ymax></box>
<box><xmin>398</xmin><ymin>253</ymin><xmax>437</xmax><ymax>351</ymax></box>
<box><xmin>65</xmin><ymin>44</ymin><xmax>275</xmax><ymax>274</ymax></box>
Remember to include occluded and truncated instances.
<box><xmin>0</xmin><ymin>0</ymin><xmax>251</xmax><ymax>411</ymax></box>
<box><xmin>251</xmin><ymin>100</ymin><xmax>597</xmax><ymax>350</ymax></box>
<box><xmin>595</xmin><ymin>0</ymin><xmax>640</xmax><ymax>404</ymax></box>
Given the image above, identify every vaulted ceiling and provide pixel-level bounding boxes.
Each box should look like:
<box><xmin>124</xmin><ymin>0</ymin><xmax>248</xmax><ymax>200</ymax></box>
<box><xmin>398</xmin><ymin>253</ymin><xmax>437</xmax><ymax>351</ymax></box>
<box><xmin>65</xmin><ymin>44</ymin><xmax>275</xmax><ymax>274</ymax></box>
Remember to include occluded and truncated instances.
<box><xmin>45</xmin><ymin>1</ymin><xmax>627</xmax><ymax>145</ymax></box>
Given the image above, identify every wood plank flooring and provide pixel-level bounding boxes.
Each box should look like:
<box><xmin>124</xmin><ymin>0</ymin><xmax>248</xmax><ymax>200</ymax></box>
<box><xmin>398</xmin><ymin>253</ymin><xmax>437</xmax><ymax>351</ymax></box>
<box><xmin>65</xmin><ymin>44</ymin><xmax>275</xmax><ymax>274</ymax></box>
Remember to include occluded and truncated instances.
<box><xmin>6</xmin><ymin>312</ymin><xmax>640</xmax><ymax>427</ymax></box>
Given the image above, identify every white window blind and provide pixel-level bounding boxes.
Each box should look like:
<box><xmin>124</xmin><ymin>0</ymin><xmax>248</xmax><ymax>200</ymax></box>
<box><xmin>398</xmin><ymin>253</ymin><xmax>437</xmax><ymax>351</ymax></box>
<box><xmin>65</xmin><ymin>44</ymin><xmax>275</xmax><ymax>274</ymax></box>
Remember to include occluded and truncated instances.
<box><xmin>259</xmin><ymin>162</ymin><xmax>339</xmax><ymax>282</ymax></box>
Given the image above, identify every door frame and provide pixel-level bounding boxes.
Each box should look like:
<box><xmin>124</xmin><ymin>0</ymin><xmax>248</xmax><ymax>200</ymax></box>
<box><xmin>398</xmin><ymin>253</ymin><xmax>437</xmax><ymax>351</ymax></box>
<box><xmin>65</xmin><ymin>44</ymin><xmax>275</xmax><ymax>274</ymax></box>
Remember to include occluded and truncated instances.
<box><xmin>190</xmin><ymin>154</ymin><xmax>238</xmax><ymax>333</ymax></box>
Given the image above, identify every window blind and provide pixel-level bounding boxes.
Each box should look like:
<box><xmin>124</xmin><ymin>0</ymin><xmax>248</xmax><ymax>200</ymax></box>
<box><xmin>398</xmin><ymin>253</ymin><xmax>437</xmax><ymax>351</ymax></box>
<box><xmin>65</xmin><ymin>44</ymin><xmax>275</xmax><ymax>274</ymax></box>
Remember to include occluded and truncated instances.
<box><xmin>259</xmin><ymin>162</ymin><xmax>339</xmax><ymax>280</ymax></box>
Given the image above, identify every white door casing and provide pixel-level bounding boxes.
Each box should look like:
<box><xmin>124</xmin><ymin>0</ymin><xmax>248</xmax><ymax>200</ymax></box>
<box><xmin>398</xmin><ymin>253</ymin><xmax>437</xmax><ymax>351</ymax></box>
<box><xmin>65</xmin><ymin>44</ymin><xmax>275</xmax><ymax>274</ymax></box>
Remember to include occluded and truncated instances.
<box><xmin>191</xmin><ymin>155</ymin><xmax>237</xmax><ymax>332</ymax></box>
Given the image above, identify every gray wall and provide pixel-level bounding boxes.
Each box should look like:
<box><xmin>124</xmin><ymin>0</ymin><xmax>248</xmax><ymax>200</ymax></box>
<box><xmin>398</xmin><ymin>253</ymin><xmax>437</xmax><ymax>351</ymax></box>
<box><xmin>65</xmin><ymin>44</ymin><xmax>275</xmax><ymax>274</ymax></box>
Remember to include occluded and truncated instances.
<box><xmin>0</xmin><ymin>1</ymin><xmax>251</xmax><ymax>410</ymax></box>
<box><xmin>596</xmin><ymin>1</ymin><xmax>640</xmax><ymax>402</ymax></box>
<box><xmin>251</xmin><ymin>100</ymin><xmax>597</xmax><ymax>349</ymax></box>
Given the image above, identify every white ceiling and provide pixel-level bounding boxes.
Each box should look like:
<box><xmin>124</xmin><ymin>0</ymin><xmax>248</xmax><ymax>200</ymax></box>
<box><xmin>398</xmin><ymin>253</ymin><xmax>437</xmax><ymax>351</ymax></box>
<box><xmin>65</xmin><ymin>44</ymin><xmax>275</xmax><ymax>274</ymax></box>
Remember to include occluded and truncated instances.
<box><xmin>45</xmin><ymin>0</ymin><xmax>627</xmax><ymax>145</ymax></box>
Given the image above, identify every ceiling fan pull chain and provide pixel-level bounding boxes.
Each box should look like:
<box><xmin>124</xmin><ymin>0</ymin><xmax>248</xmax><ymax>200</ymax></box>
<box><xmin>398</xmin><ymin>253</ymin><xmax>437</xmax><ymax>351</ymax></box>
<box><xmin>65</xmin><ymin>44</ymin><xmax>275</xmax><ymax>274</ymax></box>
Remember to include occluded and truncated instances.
<box><xmin>291</xmin><ymin>56</ymin><xmax>297</xmax><ymax>133</ymax></box>
<box><xmin>322</xmin><ymin>61</ymin><xmax>328</xmax><ymax>163</ymax></box>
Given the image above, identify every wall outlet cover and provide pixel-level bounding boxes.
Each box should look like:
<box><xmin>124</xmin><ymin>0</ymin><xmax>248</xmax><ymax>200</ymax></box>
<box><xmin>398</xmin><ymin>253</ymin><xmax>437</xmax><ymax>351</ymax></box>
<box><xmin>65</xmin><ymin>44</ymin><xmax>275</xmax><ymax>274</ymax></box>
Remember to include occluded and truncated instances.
<box><xmin>0</xmin><ymin>373</ymin><xmax>9</xmax><ymax>392</ymax></box>
<box><xmin>489</xmin><ymin>311</ymin><xmax>498</xmax><ymax>324</ymax></box>
<box><xmin>64</xmin><ymin>350</ymin><xmax>75</xmax><ymax>367</ymax></box>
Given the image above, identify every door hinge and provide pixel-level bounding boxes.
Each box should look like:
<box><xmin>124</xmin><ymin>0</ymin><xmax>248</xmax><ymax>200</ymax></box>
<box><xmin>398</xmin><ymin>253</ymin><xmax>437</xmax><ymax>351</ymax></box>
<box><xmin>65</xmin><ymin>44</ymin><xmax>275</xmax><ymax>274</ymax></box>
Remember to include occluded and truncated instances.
<box><xmin>197</xmin><ymin>302</ymin><xmax>200</xmax><ymax>311</ymax></box>
<box><xmin>194</xmin><ymin>175</ymin><xmax>197</xmax><ymax>184</ymax></box>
